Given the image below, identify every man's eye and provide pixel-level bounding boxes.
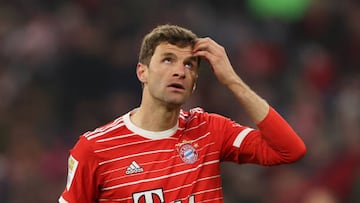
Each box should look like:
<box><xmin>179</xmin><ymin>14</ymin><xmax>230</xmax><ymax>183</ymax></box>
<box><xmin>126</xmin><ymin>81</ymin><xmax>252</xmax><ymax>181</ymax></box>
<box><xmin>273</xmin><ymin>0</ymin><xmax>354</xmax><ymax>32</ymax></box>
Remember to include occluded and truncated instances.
<box><xmin>163</xmin><ymin>58</ymin><xmax>172</xmax><ymax>63</ymax></box>
<box><xmin>184</xmin><ymin>63</ymin><xmax>194</xmax><ymax>69</ymax></box>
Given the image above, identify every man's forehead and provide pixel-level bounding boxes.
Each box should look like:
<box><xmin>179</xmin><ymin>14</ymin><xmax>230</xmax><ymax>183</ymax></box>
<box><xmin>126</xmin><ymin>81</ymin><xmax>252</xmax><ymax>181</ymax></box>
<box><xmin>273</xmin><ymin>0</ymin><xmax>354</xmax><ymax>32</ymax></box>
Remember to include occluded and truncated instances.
<box><xmin>155</xmin><ymin>43</ymin><xmax>193</xmax><ymax>56</ymax></box>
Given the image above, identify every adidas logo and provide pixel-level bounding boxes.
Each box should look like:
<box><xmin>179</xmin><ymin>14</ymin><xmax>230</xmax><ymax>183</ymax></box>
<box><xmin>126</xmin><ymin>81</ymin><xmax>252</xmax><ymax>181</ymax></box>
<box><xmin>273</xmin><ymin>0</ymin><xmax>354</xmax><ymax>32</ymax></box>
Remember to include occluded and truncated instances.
<box><xmin>125</xmin><ymin>161</ymin><xmax>144</xmax><ymax>175</ymax></box>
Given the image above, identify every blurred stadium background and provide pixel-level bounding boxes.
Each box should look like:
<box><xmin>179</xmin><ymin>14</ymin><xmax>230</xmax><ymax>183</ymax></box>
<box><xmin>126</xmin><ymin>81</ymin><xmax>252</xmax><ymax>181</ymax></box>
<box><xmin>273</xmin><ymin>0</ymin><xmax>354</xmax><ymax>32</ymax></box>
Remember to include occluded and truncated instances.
<box><xmin>0</xmin><ymin>0</ymin><xmax>359</xmax><ymax>202</ymax></box>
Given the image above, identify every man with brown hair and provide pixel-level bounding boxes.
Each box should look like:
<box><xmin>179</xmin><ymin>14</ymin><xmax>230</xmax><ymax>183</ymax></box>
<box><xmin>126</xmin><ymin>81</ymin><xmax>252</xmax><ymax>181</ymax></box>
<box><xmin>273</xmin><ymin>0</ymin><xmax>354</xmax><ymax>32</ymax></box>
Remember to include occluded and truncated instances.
<box><xmin>59</xmin><ymin>24</ymin><xmax>306</xmax><ymax>203</ymax></box>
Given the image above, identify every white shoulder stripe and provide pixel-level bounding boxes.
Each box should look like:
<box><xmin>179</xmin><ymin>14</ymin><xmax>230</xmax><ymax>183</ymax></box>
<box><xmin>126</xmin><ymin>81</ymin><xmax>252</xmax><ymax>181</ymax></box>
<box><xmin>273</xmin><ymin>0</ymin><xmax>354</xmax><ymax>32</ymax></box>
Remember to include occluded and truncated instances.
<box><xmin>86</xmin><ymin>123</ymin><xmax>125</xmax><ymax>140</ymax></box>
<box><xmin>58</xmin><ymin>196</ymin><xmax>68</xmax><ymax>203</ymax></box>
<box><xmin>84</xmin><ymin>117</ymin><xmax>123</xmax><ymax>137</ymax></box>
<box><xmin>233</xmin><ymin>128</ymin><xmax>254</xmax><ymax>148</ymax></box>
<box><xmin>95</xmin><ymin>133</ymin><xmax>136</xmax><ymax>143</ymax></box>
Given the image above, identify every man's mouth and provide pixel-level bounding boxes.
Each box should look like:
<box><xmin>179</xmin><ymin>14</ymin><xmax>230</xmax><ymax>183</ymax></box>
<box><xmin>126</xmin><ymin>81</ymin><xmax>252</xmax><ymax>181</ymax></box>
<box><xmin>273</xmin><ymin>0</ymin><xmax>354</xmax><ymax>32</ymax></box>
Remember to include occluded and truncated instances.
<box><xmin>168</xmin><ymin>83</ymin><xmax>185</xmax><ymax>90</ymax></box>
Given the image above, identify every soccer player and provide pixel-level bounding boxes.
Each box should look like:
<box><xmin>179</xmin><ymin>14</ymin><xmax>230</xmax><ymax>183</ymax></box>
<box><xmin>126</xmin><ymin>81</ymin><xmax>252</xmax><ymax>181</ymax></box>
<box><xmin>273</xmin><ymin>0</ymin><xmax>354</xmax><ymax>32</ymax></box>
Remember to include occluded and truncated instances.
<box><xmin>59</xmin><ymin>24</ymin><xmax>306</xmax><ymax>203</ymax></box>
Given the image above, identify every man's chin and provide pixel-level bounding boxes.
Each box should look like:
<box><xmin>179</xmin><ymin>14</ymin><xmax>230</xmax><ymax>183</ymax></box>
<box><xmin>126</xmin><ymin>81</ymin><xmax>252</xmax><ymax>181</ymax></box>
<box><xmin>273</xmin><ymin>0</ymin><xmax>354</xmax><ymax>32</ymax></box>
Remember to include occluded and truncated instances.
<box><xmin>164</xmin><ymin>99</ymin><xmax>186</xmax><ymax>109</ymax></box>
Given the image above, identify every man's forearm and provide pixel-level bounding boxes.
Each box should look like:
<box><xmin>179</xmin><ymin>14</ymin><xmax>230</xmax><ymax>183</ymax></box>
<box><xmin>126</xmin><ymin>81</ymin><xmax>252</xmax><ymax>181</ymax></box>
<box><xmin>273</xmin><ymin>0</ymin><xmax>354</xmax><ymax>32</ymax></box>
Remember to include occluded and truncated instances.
<box><xmin>226</xmin><ymin>76</ymin><xmax>270</xmax><ymax>124</ymax></box>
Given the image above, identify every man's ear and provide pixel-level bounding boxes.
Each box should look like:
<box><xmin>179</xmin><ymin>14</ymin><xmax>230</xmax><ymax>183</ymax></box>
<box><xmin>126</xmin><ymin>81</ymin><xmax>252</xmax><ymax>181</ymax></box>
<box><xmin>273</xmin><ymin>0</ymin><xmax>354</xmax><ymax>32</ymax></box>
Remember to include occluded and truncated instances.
<box><xmin>136</xmin><ymin>62</ymin><xmax>147</xmax><ymax>83</ymax></box>
<box><xmin>192</xmin><ymin>83</ymin><xmax>197</xmax><ymax>93</ymax></box>
<box><xmin>192</xmin><ymin>74</ymin><xmax>198</xmax><ymax>93</ymax></box>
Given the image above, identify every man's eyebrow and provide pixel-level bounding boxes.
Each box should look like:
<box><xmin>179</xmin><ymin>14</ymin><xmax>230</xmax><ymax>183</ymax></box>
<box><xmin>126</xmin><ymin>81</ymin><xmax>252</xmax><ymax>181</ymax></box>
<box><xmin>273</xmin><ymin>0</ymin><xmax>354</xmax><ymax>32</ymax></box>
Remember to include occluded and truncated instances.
<box><xmin>187</xmin><ymin>56</ymin><xmax>198</xmax><ymax>62</ymax></box>
<box><xmin>161</xmin><ymin>52</ymin><xmax>176</xmax><ymax>57</ymax></box>
<box><xmin>161</xmin><ymin>52</ymin><xmax>198</xmax><ymax>63</ymax></box>
<box><xmin>185</xmin><ymin>56</ymin><xmax>199</xmax><ymax>64</ymax></box>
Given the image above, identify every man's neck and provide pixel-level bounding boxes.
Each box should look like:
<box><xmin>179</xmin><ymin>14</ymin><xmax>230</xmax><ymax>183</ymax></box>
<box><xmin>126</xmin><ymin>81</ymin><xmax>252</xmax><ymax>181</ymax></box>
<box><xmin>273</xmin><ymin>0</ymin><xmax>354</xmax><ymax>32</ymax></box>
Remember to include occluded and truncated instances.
<box><xmin>130</xmin><ymin>104</ymin><xmax>180</xmax><ymax>132</ymax></box>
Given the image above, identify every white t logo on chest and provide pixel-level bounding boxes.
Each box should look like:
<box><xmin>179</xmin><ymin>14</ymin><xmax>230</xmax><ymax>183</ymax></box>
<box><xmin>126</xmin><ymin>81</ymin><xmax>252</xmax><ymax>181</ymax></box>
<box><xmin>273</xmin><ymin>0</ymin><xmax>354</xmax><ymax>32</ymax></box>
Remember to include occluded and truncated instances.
<box><xmin>132</xmin><ymin>188</ymin><xmax>195</xmax><ymax>203</ymax></box>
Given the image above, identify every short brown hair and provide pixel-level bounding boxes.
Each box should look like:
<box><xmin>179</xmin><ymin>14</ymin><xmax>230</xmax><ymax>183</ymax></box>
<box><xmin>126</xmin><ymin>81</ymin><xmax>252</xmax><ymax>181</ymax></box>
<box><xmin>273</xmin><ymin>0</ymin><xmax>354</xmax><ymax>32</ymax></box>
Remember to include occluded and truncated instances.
<box><xmin>138</xmin><ymin>24</ymin><xmax>198</xmax><ymax>66</ymax></box>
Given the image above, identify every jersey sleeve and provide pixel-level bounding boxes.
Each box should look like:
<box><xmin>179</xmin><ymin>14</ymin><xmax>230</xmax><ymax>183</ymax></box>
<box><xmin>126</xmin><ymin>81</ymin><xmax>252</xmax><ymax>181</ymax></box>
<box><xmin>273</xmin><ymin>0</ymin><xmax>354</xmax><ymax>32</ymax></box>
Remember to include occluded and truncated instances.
<box><xmin>59</xmin><ymin>136</ymin><xmax>99</xmax><ymax>203</ymax></box>
<box><xmin>219</xmin><ymin>107</ymin><xmax>306</xmax><ymax>165</ymax></box>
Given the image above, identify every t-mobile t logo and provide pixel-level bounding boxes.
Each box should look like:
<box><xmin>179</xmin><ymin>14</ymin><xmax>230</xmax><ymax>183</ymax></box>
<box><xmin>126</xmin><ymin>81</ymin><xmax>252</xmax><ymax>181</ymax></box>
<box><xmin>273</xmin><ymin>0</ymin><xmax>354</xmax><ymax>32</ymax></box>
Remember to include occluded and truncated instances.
<box><xmin>133</xmin><ymin>188</ymin><xmax>164</xmax><ymax>203</ymax></box>
<box><xmin>132</xmin><ymin>188</ymin><xmax>195</xmax><ymax>203</ymax></box>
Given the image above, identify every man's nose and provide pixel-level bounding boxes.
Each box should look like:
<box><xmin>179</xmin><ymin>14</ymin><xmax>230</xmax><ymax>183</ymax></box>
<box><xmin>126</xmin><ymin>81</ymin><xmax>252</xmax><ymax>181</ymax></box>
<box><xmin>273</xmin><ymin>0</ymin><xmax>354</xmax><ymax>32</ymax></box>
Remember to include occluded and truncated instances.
<box><xmin>173</xmin><ymin>64</ymin><xmax>186</xmax><ymax>78</ymax></box>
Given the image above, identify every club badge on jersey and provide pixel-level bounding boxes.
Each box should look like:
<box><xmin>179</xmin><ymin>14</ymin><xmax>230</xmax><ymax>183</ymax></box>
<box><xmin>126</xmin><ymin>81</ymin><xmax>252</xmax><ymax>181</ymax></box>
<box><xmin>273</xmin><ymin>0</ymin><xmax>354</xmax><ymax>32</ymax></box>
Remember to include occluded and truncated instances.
<box><xmin>175</xmin><ymin>140</ymin><xmax>199</xmax><ymax>164</ymax></box>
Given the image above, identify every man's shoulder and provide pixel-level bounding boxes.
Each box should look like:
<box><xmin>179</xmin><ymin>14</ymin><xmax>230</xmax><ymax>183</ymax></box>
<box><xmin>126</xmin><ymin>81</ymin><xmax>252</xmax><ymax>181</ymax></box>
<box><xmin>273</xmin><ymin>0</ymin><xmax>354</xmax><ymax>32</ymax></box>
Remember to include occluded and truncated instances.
<box><xmin>180</xmin><ymin>107</ymin><xmax>206</xmax><ymax>119</ymax></box>
<box><xmin>180</xmin><ymin>107</ymin><xmax>227</xmax><ymax>124</ymax></box>
<box><xmin>80</xmin><ymin>115</ymin><xmax>128</xmax><ymax>142</ymax></box>
<box><xmin>69</xmin><ymin>115</ymin><xmax>133</xmax><ymax>163</ymax></box>
<box><xmin>181</xmin><ymin>107</ymin><xmax>227</xmax><ymax>119</ymax></box>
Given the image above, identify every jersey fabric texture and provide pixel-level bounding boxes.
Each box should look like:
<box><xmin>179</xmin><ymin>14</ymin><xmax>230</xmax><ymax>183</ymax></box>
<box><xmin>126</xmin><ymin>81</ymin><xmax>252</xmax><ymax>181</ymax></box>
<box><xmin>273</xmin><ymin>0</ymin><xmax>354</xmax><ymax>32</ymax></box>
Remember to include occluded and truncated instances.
<box><xmin>59</xmin><ymin>107</ymin><xmax>305</xmax><ymax>203</ymax></box>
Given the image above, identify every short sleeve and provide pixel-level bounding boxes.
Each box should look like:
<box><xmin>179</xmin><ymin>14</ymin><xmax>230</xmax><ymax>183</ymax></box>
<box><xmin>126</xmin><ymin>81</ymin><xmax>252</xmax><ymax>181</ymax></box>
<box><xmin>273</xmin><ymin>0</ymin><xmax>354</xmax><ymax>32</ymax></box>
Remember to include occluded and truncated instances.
<box><xmin>59</xmin><ymin>136</ymin><xmax>100</xmax><ymax>203</ymax></box>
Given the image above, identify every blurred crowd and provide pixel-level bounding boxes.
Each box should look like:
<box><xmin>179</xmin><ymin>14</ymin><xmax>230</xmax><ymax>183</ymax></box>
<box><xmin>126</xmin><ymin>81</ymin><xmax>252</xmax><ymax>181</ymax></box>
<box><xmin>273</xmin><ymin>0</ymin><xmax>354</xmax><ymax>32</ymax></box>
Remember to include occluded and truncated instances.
<box><xmin>0</xmin><ymin>0</ymin><xmax>359</xmax><ymax>202</ymax></box>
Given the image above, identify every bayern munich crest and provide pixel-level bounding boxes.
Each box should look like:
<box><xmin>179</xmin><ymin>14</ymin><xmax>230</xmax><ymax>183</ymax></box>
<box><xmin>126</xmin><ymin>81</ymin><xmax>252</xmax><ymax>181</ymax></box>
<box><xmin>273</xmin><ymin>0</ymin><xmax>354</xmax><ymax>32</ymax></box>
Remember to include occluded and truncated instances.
<box><xmin>176</xmin><ymin>140</ymin><xmax>199</xmax><ymax>164</ymax></box>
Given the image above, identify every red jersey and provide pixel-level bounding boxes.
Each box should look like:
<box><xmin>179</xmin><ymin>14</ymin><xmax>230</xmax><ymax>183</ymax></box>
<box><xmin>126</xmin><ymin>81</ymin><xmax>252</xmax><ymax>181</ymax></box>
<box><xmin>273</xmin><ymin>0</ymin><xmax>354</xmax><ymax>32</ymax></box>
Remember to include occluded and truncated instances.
<box><xmin>59</xmin><ymin>107</ymin><xmax>305</xmax><ymax>203</ymax></box>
